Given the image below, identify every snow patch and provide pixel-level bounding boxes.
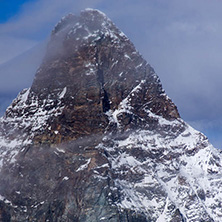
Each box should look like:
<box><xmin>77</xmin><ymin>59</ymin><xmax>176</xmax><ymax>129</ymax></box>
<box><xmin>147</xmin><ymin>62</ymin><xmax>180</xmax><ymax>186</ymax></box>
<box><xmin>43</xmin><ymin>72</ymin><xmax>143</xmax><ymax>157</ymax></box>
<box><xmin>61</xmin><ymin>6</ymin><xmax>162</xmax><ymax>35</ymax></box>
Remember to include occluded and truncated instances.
<box><xmin>76</xmin><ymin>158</ymin><xmax>91</xmax><ymax>172</ymax></box>
<box><xmin>56</xmin><ymin>148</ymin><xmax>65</xmax><ymax>153</ymax></box>
<box><xmin>124</xmin><ymin>54</ymin><xmax>131</xmax><ymax>60</ymax></box>
<box><xmin>59</xmin><ymin>87</ymin><xmax>67</xmax><ymax>99</ymax></box>
<box><xmin>20</xmin><ymin>88</ymin><xmax>30</xmax><ymax>103</ymax></box>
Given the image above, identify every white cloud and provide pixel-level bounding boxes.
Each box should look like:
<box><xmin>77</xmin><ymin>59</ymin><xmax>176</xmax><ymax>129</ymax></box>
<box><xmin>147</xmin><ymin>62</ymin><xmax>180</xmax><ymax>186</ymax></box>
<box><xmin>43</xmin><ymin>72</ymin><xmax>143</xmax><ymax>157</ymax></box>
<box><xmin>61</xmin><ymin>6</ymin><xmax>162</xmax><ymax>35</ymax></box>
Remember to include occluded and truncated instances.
<box><xmin>0</xmin><ymin>36</ymin><xmax>37</xmax><ymax>65</ymax></box>
<box><xmin>0</xmin><ymin>0</ymin><xmax>102</xmax><ymax>64</ymax></box>
<box><xmin>0</xmin><ymin>0</ymin><xmax>101</xmax><ymax>36</ymax></box>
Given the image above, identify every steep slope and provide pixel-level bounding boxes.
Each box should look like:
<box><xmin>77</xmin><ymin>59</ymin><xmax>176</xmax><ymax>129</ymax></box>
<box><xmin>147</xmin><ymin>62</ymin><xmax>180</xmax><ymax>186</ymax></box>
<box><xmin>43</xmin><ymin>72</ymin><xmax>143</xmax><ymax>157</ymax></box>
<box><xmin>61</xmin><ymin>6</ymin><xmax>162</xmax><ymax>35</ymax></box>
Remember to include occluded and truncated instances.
<box><xmin>0</xmin><ymin>8</ymin><xmax>221</xmax><ymax>222</ymax></box>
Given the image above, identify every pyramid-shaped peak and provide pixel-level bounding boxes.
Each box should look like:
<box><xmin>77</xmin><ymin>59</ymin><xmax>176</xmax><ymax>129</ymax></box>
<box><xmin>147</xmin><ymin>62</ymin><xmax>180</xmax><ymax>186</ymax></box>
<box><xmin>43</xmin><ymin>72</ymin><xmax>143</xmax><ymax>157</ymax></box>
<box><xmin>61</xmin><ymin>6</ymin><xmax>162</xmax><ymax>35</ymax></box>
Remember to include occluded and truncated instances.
<box><xmin>51</xmin><ymin>8</ymin><xmax>126</xmax><ymax>42</ymax></box>
<box><xmin>30</xmin><ymin>8</ymin><xmax>179</xmax><ymax>126</ymax></box>
<box><xmin>0</xmin><ymin>8</ymin><xmax>221</xmax><ymax>222</ymax></box>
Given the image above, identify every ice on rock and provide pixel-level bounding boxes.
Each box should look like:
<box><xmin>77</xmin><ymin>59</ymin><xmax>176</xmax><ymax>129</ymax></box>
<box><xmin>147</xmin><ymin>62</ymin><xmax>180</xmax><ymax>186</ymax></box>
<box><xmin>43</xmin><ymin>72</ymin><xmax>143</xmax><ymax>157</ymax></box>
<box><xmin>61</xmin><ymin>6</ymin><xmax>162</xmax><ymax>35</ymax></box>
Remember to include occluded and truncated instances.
<box><xmin>59</xmin><ymin>87</ymin><xmax>67</xmax><ymax>99</ymax></box>
<box><xmin>76</xmin><ymin>158</ymin><xmax>91</xmax><ymax>172</ymax></box>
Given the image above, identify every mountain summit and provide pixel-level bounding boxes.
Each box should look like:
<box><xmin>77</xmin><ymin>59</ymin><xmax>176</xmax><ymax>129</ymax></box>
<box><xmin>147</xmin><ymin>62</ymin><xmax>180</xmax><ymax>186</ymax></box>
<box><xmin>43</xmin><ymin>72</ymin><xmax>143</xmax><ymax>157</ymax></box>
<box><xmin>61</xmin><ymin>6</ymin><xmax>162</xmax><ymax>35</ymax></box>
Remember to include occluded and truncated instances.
<box><xmin>0</xmin><ymin>9</ymin><xmax>222</xmax><ymax>222</ymax></box>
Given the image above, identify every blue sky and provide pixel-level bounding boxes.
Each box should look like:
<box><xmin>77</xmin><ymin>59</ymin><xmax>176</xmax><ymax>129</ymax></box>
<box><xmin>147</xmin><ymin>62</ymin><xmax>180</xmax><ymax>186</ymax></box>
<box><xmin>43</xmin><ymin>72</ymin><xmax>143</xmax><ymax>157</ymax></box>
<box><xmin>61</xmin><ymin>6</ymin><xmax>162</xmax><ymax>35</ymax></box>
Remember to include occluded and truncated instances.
<box><xmin>0</xmin><ymin>0</ymin><xmax>221</xmax><ymax>148</ymax></box>
<box><xmin>0</xmin><ymin>0</ymin><xmax>35</xmax><ymax>22</ymax></box>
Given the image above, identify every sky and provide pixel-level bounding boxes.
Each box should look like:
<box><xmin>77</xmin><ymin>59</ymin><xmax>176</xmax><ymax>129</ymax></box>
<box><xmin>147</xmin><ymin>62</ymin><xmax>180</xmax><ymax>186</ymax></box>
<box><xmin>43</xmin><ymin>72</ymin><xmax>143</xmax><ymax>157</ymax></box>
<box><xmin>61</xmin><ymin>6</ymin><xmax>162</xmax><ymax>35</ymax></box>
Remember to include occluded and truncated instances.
<box><xmin>0</xmin><ymin>0</ymin><xmax>221</xmax><ymax>148</ymax></box>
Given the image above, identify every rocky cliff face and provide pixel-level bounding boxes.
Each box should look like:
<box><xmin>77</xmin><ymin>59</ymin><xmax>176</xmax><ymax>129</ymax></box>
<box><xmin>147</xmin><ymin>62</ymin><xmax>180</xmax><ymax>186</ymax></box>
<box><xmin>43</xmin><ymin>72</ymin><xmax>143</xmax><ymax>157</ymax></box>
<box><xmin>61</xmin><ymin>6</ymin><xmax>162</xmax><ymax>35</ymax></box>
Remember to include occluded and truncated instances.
<box><xmin>0</xmin><ymin>8</ymin><xmax>222</xmax><ymax>222</ymax></box>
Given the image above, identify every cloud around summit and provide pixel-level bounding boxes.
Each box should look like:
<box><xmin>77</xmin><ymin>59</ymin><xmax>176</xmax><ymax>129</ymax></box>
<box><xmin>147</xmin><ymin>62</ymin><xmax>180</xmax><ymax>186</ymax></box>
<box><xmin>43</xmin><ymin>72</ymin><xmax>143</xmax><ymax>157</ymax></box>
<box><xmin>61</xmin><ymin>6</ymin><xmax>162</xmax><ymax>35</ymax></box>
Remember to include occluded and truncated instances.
<box><xmin>0</xmin><ymin>0</ymin><xmax>221</xmax><ymax>148</ymax></box>
<box><xmin>0</xmin><ymin>0</ymin><xmax>103</xmax><ymax>64</ymax></box>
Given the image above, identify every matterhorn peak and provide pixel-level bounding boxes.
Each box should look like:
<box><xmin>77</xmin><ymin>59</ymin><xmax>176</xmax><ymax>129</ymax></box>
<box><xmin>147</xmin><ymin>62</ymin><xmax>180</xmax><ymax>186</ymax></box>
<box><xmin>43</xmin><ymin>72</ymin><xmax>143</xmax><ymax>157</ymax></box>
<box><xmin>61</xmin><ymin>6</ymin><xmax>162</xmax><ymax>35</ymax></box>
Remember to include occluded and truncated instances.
<box><xmin>0</xmin><ymin>9</ymin><xmax>221</xmax><ymax>222</ymax></box>
<box><xmin>52</xmin><ymin>8</ymin><xmax>125</xmax><ymax>40</ymax></box>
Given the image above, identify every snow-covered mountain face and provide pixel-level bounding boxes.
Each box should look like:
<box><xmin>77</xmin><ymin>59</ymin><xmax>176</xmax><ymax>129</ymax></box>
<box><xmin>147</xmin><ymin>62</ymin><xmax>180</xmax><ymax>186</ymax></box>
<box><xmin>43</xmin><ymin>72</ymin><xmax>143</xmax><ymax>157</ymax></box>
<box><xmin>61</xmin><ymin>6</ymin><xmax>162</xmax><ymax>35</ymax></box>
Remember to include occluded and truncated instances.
<box><xmin>0</xmin><ymin>8</ymin><xmax>222</xmax><ymax>222</ymax></box>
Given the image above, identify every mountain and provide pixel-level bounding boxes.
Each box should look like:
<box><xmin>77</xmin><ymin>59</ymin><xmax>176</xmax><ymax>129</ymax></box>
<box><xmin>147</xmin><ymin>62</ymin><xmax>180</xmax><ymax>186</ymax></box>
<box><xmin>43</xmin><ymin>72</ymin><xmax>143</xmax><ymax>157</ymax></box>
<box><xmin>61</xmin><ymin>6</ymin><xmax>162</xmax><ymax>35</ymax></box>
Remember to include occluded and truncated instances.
<box><xmin>0</xmin><ymin>8</ymin><xmax>222</xmax><ymax>222</ymax></box>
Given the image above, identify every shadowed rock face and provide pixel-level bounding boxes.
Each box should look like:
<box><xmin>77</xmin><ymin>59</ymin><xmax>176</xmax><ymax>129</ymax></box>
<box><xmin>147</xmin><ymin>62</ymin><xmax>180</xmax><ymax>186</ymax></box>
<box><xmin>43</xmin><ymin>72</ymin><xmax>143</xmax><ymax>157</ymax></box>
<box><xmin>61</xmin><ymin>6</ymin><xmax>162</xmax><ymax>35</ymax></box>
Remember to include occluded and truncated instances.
<box><xmin>0</xmin><ymin>9</ymin><xmax>221</xmax><ymax>222</ymax></box>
